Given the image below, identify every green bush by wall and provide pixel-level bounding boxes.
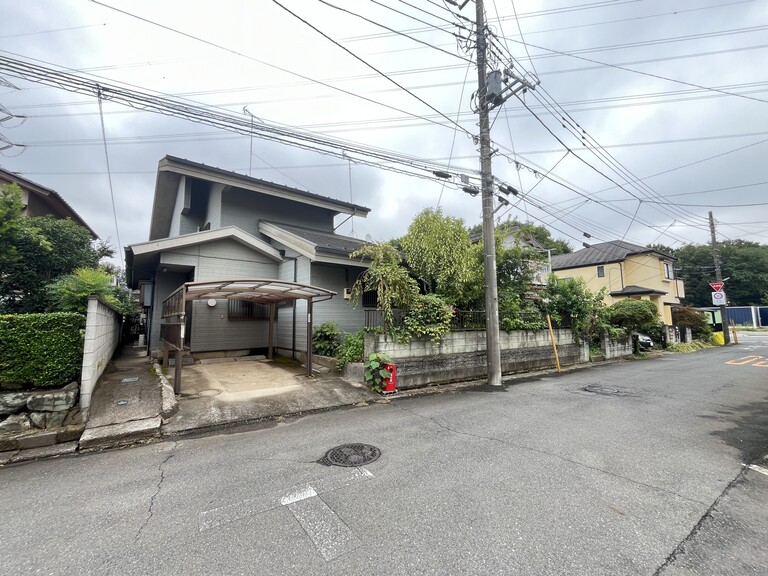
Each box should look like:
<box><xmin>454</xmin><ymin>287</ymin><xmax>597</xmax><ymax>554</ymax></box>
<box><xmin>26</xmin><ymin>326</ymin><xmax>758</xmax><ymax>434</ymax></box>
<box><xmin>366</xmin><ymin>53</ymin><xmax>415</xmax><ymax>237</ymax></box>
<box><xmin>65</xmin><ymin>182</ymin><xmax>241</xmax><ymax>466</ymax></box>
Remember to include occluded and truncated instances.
<box><xmin>0</xmin><ymin>313</ymin><xmax>84</xmax><ymax>387</ymax></box>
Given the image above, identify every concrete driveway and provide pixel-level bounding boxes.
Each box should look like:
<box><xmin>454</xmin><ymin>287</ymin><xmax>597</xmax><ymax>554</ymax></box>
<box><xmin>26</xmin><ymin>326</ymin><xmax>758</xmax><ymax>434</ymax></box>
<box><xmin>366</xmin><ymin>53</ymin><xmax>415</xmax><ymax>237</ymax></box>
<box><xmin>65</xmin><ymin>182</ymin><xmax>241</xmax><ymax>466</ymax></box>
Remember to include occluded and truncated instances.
<box><xmin>162</xmin><ymin>356</ymin><xmax>379</xmax><ymax>436</ymax></box>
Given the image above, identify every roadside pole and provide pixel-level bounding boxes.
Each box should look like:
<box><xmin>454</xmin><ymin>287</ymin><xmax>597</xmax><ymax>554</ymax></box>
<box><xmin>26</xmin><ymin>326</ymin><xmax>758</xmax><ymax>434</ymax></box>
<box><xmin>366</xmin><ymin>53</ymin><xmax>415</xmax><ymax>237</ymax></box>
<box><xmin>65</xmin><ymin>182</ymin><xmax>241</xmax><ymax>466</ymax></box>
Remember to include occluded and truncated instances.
<box><xmin>475</xmin><ymin>0</ymin><xmax>502</xmax><ymax>386</ymax></box>
<box><xmin>708</xmin><ymin>211</ymin><xmax>730</xmax><ymax>344</ymax></box>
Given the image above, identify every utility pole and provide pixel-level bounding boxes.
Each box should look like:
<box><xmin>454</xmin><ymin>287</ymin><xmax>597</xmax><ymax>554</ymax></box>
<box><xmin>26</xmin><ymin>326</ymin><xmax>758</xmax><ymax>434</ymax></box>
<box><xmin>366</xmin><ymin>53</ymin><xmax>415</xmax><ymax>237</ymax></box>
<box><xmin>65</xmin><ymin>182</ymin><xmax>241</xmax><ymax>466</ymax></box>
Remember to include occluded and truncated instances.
<box><xmin>708</xmin><ymin>211</ymin><xmax>730</xmax><ymax>344</ymax></box>
<box><xmin>475</xmin><ymin>0</ymin><xmax>502</xmax><ymax>386</ymax></box>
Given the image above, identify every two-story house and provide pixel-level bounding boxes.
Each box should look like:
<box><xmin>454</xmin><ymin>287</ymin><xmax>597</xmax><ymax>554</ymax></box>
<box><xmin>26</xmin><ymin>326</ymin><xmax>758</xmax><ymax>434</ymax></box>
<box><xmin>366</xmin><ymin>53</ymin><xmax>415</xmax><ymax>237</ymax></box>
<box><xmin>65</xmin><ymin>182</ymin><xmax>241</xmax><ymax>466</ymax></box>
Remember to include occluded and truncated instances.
<box><xmin>0</xmin><ymin>168</ymin><xmax>98</xmax><ymax>238</ymax></box>
<box><xmin>124</xmin><ymin>156</ymin><xmax>371</xmax><ymax>360</ymax></box>
<box><xmin>550</xmin><ymin>240</ymin><xmax>685</xmax><ymax>325</ymax></box>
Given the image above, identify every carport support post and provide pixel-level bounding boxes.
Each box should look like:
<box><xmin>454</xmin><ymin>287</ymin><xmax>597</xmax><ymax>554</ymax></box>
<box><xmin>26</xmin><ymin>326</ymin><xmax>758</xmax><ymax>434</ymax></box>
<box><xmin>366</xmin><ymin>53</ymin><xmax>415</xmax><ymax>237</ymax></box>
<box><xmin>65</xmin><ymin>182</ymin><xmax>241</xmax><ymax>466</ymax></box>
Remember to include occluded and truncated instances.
<box><xmin>267</xmin><ymin>303</ymin><xmax>275</xmax><ymax>360</ymax></box>
<box><xmin>173</xmin><ymin>348</ymin><xmax>182</xmax><ymax>394</ymax></box>
<box><xmin>306</xmin><ymin>298</ymin><xmax>313</xmax><ymax>377</ymax></box>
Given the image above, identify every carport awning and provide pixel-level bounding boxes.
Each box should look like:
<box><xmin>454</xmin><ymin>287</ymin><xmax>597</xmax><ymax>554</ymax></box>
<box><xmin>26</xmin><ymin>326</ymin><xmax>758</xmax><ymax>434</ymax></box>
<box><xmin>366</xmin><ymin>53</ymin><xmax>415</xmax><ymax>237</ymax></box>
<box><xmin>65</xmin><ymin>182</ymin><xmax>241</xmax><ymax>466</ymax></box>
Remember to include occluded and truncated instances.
<box><xmin>183</xmin><ymin>279</ymin><xmax>336</xmax><ymax>303</ymax></box>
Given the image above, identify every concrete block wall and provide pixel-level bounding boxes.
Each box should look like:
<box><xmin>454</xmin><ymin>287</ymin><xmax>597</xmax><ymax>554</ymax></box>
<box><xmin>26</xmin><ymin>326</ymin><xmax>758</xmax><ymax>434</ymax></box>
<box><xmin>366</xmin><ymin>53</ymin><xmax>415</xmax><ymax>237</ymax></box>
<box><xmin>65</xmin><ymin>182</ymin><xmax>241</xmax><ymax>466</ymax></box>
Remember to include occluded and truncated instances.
<box><xmin>80</xmin><ymin>296</ymin><xmax>121</xmax><ymax>410</ymax></box>
<box><xmin>364</xmin><ymin>330</ymin><xmax>585</xmax><ymax>390</ymax></box>
<box><xmin>601</xmin><ymin>332</ymin><xmax>633</xmax><ymax>359</ymax></box>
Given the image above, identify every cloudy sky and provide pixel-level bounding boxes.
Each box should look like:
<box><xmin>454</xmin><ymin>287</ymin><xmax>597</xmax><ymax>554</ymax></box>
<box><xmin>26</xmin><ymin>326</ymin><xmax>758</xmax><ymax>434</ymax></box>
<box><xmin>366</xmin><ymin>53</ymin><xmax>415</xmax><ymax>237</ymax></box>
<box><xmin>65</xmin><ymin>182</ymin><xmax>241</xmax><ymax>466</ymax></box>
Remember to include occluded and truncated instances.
<box><xmin>1</xmin><ymin>0</ymin><xmax>766</xmax><ymax>267</ymax></box>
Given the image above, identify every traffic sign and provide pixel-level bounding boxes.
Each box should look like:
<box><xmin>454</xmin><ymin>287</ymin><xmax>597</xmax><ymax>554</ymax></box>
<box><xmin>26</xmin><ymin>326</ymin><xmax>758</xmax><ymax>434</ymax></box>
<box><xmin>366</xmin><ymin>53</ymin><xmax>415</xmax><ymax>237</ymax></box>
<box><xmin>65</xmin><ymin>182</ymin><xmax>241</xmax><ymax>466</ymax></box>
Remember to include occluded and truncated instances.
<box><xmin>712</xmin><ymin>291</ymin><xmax>727</xmax><ymax>305</ymax></box>
<box><xmin>709</xmin><ymin>282</ymin><xmax>724</xmax><ymax>292</ymax></box>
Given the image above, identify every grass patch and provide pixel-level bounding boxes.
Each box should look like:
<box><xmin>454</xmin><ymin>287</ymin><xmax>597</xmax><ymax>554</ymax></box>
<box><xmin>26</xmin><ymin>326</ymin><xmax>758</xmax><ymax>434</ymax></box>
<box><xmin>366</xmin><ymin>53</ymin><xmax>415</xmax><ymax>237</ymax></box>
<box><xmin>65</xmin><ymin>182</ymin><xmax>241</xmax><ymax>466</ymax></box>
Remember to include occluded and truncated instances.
<box><xmin>666</xmin><ymin>341</ymin><xmax>714</xmax><ymax>353</ymax></box>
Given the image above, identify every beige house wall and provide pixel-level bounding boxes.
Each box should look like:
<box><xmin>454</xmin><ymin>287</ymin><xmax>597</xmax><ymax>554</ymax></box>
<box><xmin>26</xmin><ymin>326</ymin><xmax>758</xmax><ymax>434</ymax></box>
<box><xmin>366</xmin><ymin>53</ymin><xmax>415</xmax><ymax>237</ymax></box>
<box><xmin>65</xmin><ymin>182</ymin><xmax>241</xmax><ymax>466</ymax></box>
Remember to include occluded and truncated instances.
<box><xmin>554</xmin><ymin>254</ymin><xmax>684</xmax><ymax>325</ymax></box>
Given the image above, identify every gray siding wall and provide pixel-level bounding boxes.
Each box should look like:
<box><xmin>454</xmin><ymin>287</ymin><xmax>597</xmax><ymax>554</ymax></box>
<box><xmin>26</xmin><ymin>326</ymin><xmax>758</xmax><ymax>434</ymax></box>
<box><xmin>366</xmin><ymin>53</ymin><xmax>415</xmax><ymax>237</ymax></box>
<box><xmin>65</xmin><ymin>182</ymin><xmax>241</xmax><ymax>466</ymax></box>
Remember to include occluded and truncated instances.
<box><xmin>189</xmin><ymin>301</ymin><xmax>269</xmax><ymax>352</ymax></box>
<box><xmin>185</xmin><ymin>238</ymin><xmax>278</xmax><ymax>280</ymax></box>
<box><xmin>220</xmin><ymin>188</ymin><xmax>336</xmax><ymax>237</ymax></box>
<box><xmin>205</xmin><ymin>183</ymin><xmax>224</xmax><ymax>229</ymax></box>
<box><xmin>150</xmin><ymin>239</ymin><xmax>281</xmax><ymax>353</ymax></box>
<box><xmin>186</xmin><ymin>239</ymin><xmax>279</xmax><ymax>352</ymax></box>
<box><xmin>275</xmin><ymin>253</ymin><xmax>311</xmax><ymax>353</ymax></box>
<box><xmin>311</xmin><ymin>263</ymin><xmax>365</xmax><ymax>334</ymax></box>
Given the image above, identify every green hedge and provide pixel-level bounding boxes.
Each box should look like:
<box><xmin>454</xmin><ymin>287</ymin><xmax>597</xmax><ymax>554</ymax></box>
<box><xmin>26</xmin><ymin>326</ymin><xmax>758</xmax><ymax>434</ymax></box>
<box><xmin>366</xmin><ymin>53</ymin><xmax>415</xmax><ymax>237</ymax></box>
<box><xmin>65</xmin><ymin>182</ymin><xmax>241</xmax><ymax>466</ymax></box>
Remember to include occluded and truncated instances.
<box><xmin>0</xmin><ymin>313</ymin><xmax>84</xmax><ymax>387</ymax></box>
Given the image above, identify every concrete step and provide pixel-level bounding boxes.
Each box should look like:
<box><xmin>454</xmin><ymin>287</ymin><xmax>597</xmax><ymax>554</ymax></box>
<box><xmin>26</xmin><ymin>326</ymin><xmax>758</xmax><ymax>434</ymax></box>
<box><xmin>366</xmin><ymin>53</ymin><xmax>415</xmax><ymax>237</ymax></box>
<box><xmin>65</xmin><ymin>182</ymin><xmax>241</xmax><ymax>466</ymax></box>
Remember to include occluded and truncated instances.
<box><xmin>79</xmin><ymin>417</ymin><xmax>161</xmax><ymax>452</ymax></box>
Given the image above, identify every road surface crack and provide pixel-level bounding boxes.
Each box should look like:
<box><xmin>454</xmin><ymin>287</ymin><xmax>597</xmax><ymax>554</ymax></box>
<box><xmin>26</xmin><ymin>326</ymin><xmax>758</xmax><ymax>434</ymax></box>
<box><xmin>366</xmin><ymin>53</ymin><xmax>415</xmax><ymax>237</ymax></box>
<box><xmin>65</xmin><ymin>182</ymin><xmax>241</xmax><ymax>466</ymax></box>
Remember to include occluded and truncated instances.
<box><xmin>136</xmin><ymin>442</ymin><xmax>178</xmax><ymax>541</ymax></box>
<box><xmin>652</xmin><ymin>465</ymin><xmax>747</xmax><ymax>575</ymax></box>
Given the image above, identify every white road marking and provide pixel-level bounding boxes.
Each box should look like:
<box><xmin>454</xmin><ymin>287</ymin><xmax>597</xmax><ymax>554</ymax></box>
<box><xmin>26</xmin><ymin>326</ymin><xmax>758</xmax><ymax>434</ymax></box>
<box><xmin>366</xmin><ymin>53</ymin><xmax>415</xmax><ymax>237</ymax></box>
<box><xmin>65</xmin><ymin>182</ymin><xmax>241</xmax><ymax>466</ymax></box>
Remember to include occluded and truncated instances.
<box><xmin>280</xmin><ymin>484</ymin><xmax>317</xmax><ymax>505</ymax></box>
<box><xmin>744</xmin><ymin>463</ymin><xmax>768</xmax><ymax>477</ymax></box>
<box><xmin>198</xmin><ymin>467</ymin><xmax>374</xmax><ymax>533</ymax></box>
<box><xmin>287</xmin><ymin>496</ymin><xmax>362</xmax><ymax>561</ymax></box>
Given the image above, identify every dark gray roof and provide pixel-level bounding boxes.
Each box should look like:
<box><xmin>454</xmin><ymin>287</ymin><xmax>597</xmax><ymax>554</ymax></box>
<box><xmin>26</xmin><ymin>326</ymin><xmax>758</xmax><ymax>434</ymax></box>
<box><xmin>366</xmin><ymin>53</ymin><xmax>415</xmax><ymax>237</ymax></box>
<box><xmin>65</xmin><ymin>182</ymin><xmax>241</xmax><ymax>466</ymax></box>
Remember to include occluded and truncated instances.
<box><xmin>610</xmin><ymin>285</ymin><xmax>667</xmax><ymax>296</ymax></box>
<box><xmin>162</xmin><ymin>155</ymin><xmax>370</xmax><ymax>215</ymax></box>
<box><xmin>0</xmin><ymin>168</ymin><xmax>98</xmax><ymax>238</ymax></box>
<box><xmin>269</xmin><ymin>222</ymin><xmax>366</xmax><ymax>257</ymax></box>
<box><xmin>551</xmin><ymin>240</ymin><xmax>673</xmax><ymax>270</ymax></box>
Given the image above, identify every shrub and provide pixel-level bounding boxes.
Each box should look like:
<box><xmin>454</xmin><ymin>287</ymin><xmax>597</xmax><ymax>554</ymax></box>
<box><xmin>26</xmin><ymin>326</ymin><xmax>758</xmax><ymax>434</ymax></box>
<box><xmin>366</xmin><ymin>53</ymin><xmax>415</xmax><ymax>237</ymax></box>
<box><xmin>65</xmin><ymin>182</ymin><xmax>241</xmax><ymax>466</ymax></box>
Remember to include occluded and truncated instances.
<box><xmin>336</xmin><ymin>330</ymin><xmax>365</xmax><ymax>371</ymax></box>
<box><xmin>672</xmin><ymin>306</ymin><xmax>712</xmax><ymax>340</ymax></box>
<box><xmin>363</xmin><ymin>351</ymin><xmax>394</xmax><ymax>393</ymax></box>
<box><xmin>0</xmin><ymin>312</ymin><xmax>84</xmax><ymax>387</ymax></box>
<box><xmin>312</xmin><ymin>322</ymin><xmax>342</xmax><ymax>356</ymax></box>
<box><xmin>606</xmin><ymin>299</ymin><xmax>661</xmax><ymax>335</ymax></box>
<box><xmin>402</xmin><ymin>294</ymin><xmax>453</xmax><ymax>342</ymax></box>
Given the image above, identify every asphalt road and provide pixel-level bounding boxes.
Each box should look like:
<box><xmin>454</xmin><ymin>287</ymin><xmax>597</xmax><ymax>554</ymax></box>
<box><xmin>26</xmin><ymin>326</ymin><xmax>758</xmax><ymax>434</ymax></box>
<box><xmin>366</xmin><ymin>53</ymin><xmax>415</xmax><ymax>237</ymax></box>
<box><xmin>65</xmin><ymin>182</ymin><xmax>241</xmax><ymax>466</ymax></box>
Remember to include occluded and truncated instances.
<box><xmin>2</xmin><ymin>334</ymin><xmax>767</xmax><ymax>575</ymax></box>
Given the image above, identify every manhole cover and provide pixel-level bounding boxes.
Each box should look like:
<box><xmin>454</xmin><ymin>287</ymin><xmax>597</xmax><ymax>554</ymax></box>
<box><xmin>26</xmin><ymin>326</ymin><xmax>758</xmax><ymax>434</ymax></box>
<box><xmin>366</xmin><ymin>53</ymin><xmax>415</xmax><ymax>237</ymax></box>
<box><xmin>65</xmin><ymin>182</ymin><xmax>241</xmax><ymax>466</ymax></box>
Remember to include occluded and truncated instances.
<box><xmin>198</xmin><ymin>389</ymin><xmax>222</xmax><ymax>397</ymax></box>
<box><xmin>324</xmin><ymin>444</ymin><xmax>381</xmax><ymax>467</ymax></box>
<box><xmin>121</xmin><ymin>377</ymin><xmax>139</xmax><ymax>384</ymax></box>
<box><xmin>583</xmin><ymin>384</ymin><xmax>619</xmax><ymax>395</ymax></box>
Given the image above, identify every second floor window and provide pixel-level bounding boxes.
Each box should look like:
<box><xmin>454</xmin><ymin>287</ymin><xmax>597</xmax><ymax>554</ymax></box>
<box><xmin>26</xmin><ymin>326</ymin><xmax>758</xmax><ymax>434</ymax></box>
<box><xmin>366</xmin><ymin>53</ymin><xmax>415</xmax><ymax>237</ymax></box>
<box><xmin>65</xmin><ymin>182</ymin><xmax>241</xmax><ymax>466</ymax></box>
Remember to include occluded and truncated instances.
<box><xmin>664</xmin><ymin>262</ymin><xmax>673</xmax><ymax>279</ymax></box>
<box><xmin>597</xmin><ymin>265</ymin><xmax>605</xmax><ymax>278</ymax></box>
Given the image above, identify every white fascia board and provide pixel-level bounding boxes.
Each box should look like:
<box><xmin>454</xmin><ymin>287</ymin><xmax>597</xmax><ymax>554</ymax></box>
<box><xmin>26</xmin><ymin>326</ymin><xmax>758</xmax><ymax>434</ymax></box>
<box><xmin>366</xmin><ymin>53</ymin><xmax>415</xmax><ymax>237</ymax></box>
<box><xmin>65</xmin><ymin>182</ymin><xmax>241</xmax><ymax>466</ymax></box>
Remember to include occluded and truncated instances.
<box><xmin>129</xmin><ymin>226</ymin><xmax>282</xmax><ymax>261</ymax></box>
<box><xmin>259</xmin><ymin>222</ymin><xmax>317</xmax><ymax>261</ymax></box>
<box><xmin>314</xmin><ymin>253</ymin><xmax>371</xmax><ymax>268</ymax></box>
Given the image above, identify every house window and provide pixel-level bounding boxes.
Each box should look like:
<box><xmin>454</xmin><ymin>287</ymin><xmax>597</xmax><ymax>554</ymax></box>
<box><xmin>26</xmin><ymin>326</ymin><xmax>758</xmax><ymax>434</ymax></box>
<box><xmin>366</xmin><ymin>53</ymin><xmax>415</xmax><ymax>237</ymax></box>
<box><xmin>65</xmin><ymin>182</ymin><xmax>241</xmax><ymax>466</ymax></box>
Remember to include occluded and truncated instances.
<box><xmin>228</xmin><ymin>300</ymin><xmax>272</xmax><ymax>320</ymax></box>
<box><xmin>362</xmin><ymin>290</ymin><xmax>378</xmax><ymax>308</ymax></box>
<box><xmin>663</xmin><ymin>262</ymin><xmax>673</xmax><ymax>279</ymax></box>
<box><xmin>597</xmin><ymin>265</ymin><xmax>605</xmax><ymax>278</ymax></box>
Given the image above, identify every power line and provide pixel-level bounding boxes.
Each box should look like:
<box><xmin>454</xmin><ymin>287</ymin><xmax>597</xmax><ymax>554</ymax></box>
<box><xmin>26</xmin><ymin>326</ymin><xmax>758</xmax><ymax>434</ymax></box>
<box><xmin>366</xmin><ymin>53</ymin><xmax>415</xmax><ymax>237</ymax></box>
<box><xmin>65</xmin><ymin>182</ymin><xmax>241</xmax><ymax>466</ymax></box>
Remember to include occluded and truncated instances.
<box><xmin>270</xmin><ymin>0</ymin><xmax>475</xmax><ymax>138</ymax></box>
<box><xmin>505</xmin><ymin>36</ymin><xmax>768</xmax><ymax>105</ymax></box>
<box><xmin>86</xmin><ymin>1</ymin><xmax>470</xmax><ymax>134</ymax></box>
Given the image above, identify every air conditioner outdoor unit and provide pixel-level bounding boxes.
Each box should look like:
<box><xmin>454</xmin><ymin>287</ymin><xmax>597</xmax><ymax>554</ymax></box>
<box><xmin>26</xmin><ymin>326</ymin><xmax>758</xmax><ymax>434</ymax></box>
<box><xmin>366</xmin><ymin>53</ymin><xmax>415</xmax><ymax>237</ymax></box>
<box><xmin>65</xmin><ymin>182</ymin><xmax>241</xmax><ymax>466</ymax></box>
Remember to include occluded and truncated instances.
<box><xmin>343</xmin><ymin>288</ymin><xmax>352</xmax><ymax>300</ymax></box>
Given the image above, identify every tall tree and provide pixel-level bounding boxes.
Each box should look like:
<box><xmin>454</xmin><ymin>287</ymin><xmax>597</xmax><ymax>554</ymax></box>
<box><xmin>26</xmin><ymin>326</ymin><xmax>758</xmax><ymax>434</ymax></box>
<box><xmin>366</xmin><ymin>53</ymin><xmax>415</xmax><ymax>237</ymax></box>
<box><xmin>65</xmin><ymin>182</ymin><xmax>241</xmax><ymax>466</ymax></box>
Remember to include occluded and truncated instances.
<box><xmin>0</xmin><ymin>183</ymin><xmax>27</xmax><ymax>272</ymax></box>
<box><xmin>349</xmin><ymin>243</ymin><xmax>419</xmax><ymax>332</ymax></box>
<box><xmin>673</xmin><ymin>240</ymin><xmax>768</xmax><ymax>306</ymax></box>
<box><xmin>401</xmin><ymin>208</ymin><xmax>475</xmax><ymax>301</ymax></box>
<box><xmin>0</xmin><ymin>212</ymin><xmax>104</xmax><ymax>313</ymax></box>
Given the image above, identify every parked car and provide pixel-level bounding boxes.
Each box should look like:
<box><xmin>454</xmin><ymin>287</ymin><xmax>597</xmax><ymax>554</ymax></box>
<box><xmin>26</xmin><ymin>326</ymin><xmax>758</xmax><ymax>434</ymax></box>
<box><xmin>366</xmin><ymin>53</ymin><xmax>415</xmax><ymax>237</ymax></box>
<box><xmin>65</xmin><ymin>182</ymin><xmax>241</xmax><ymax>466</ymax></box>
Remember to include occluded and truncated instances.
<box><xmin>633</xmin><ymin>333</ymin><xmax>654</xmax><ymax>350</ymax></box>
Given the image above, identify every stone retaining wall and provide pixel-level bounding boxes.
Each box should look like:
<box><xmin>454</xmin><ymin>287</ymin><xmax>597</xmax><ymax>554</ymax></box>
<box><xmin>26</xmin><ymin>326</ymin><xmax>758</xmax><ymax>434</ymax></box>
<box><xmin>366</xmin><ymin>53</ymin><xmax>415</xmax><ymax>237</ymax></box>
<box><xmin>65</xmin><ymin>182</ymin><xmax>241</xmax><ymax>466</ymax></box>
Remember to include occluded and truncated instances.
<box><xmin>364</xmin><ymin>329</ymin><xmax>587</xmax><ymax>390</ymax></box>
<box><xmin>0</xmin><ymin>383</ymin><xmax>84</xmax><ymax>451</ymax></box>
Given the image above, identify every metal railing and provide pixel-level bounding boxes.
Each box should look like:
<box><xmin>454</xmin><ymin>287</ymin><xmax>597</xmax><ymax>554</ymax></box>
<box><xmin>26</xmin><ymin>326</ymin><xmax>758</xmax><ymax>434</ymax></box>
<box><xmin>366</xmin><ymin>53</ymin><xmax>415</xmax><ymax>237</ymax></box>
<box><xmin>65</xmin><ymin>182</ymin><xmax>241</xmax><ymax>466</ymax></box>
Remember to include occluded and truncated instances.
<box><xmin>162</xmin><ymin>285</ymin><xmax>185</xmax><ymax>319</ymax></box>
<box><xmin>364</xmin><ymin>308</ymin><xmax>488</xmax><ymax>331</ymax></box>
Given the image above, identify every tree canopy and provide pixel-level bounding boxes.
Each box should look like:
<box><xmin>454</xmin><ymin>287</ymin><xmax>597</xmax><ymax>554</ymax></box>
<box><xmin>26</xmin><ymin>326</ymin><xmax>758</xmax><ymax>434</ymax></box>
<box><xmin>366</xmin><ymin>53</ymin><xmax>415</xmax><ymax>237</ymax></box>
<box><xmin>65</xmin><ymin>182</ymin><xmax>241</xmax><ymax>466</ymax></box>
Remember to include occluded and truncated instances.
<box><xmin>661</xmin><ymin>240</ymin><xmax>768</xmax><ymax>306</ymax></box>
<box><xmin>401</xmin><ymin>208</ymin><xmax>475</xmax><ymax>300</ymax></box>
<box><xmin>0</xmin><ymin>183</ymin><xmax>112</xmax><ymax>313</ymax></box>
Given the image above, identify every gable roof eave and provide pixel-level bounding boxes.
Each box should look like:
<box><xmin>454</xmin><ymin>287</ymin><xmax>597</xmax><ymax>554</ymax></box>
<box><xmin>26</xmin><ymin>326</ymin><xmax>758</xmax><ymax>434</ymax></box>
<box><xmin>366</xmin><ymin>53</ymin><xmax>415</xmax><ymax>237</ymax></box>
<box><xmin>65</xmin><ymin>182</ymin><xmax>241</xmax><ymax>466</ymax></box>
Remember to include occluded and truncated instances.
<box><xmin>127</xmin><ymin>226</ymin><xmax>283</xmax><ymax>261</ymax></box>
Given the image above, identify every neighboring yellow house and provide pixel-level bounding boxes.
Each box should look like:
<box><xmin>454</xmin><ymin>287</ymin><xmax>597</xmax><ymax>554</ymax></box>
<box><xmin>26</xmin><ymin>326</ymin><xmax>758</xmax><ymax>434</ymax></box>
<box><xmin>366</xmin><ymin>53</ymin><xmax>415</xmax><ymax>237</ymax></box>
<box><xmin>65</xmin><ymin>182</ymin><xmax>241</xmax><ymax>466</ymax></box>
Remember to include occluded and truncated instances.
<box><xmin>551</xmin><ymin>241</ymin><xmax>685</xmax><ymax>325</ymax></box>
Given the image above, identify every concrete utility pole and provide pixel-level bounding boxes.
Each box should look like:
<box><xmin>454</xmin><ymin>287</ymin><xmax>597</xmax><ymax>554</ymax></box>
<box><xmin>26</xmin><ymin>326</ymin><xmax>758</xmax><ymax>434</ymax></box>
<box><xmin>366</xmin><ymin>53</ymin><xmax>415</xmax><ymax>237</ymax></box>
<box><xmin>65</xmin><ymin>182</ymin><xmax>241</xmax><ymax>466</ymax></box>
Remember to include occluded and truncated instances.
<box><xmin>708</xmin><ymin>211</ymin><xmax>730</xmax><ymax>344</ymax></box>
<box><xmin>475</xmin><ymin>0</ymin><xmax>502</xmax><ymax>386</ymax></box>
